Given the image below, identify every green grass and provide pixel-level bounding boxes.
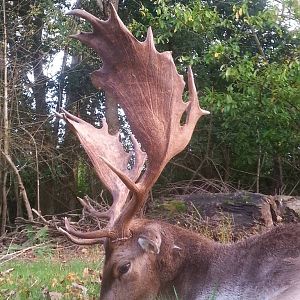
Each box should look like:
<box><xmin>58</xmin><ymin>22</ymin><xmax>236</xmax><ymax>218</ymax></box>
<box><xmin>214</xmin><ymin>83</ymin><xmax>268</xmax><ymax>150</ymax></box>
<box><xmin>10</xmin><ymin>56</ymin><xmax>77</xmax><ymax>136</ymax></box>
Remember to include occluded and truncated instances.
<box><xmin>0</xmin><ymin>254</ymin><xmax>101</xmax><ymax>299</ymax></box>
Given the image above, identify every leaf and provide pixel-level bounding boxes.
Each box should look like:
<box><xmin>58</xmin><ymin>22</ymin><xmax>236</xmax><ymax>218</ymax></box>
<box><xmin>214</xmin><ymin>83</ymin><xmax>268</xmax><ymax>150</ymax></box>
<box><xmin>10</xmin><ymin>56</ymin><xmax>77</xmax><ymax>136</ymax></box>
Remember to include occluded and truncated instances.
<box><xmin>71</xmin><ymin>282</ymin><xmax>88</xmax><ymax>298</ymax></box>
<box><xmin>47</xmin><ymin>292</ymin><xmax>63</xmax><ymax>300</ymax></box>
<box><xmin>0</xmin><ymin>268</ymin><xmax>14</xmax><ymax>276</ymax></box>
<box><xmin>42</xmin><ymin>288</ymin><xmax>63</xmax><ymax>300</ymax></box>
<box><xmin>65</xmin><ymin>272</ymin><xmax>78</xmax><ymax>282</ymax></box>
<box><xmin>239</xmin><ymin>7</ymin><xmax>243</xmax><ymax>17</ymax></box>
<box><xmin>51</xmin><ymin>278</ymin><xmax>58</xmax><ymax>288</ymax></box>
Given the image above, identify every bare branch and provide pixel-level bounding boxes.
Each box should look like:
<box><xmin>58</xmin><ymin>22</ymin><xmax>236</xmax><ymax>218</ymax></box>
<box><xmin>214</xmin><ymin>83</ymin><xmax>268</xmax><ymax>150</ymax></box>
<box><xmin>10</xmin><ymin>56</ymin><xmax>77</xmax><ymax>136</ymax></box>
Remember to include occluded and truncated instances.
<box><xmin>1</xmin><ymin>151</ymin><xmax>33</xmax><ymax>221</ymax></box>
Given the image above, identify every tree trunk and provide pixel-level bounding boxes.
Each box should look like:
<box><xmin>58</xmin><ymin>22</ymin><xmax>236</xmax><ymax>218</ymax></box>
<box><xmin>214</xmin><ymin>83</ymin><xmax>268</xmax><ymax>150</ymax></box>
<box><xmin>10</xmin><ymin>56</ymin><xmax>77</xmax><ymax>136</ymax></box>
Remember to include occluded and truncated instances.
<box><xmin>97</xmin><ymin>0</ymin><xmax>120</xmax><ymax>135</ymax></box>
<box><xmin>1</xmin><ymin>0</ymin><xmax>9</xmax><ymax>235</ymax></box>
<box><xmin>273</xmin><ymin>155</ymin><xmax>283</xmax><ymax>194</ymax></box>
<box><xmin>31</xmin><ymin>15</ymin><xmax>48</xmax><ymax>120</ymax></box>
<box><xmin>15</xmin><ymin>177</ymin><xmax>23</xmax><ymax>218</ymax></box>
<box><xmin>1</xmin><ymin>172</ymin><xmax>8</xmax><ymax>235</ymax></box>
<box><xmin>1</xmin><ymin>151</ymin><xmax>33</xmax><ymax>221</ymax></box>
<box><xmin>157</xmin><ymin>192</ymin><xmax>300</xmax><ymax>239</ymax></box>
<box><xmin>53</xmin><ymin>49</ymin><xmax>68</xmax><ymax>140</ymax></box>
<box><xmin>256</xmin><ymin>145</ymin><xmax>262</xmax><ymax>193</ymax></box>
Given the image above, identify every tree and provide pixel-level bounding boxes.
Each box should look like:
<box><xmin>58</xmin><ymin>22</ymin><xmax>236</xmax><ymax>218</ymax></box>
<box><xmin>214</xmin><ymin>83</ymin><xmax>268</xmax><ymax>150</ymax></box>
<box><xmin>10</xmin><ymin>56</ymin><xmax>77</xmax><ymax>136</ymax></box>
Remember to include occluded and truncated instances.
<box><xmin>127</xmin><ymin>0</ymin><xmax>300</xmax><ymax>194</ymax></box>
<box><xmin>0</xmin><ymin>0</ymin><xmax>72</xmax><ymax>230</ymax></box>
<box><xmin>0</xmin><ymin>0</ymin><xmax>299</xmax><ymax>233</ymax></box>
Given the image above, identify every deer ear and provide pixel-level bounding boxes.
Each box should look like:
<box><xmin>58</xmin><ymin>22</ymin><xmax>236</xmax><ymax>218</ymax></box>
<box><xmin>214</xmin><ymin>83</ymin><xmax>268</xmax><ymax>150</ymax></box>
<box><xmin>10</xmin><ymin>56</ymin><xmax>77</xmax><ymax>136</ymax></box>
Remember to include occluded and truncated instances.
<box><xmin>138</xmin><ymin>233</ymin><xmax>161</xmax><ymax>254</ymax></box>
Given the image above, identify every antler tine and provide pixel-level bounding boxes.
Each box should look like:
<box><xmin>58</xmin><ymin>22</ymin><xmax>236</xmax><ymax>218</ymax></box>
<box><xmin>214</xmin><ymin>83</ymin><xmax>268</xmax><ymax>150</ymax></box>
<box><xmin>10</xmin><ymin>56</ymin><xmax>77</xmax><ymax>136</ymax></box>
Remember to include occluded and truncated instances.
<box><xmin>66</xmin><ymin>9</ymin><xmax>103</xmax><ymax>29</ymax></box>
<box><xmin>77</xmin><ymin>196</ymin><xmax>110</xmax><ymax>219</ymax></box>
<box><xmin>57</xmin><ymin>226</ymin><xmax>104</xmax><ymax>245</ymax></box>
<box><xmin>63</xmin><ymin>217</ymin><xmax>117</xmax><ymax>239</ymax></box>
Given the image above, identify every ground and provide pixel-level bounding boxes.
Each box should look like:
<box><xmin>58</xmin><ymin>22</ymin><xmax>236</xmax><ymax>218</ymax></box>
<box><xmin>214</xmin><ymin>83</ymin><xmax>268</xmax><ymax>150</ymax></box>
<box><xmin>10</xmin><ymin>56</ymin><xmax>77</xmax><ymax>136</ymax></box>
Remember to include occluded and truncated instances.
<box><xmin>1</xmin><ymin>192</ymin><xmax>299</xmax><ymax>299</ymax></box>
<box><xmin>0</xmin><ymin>244</ymin><xmax>102</xmax><ymax>299</ymax></box>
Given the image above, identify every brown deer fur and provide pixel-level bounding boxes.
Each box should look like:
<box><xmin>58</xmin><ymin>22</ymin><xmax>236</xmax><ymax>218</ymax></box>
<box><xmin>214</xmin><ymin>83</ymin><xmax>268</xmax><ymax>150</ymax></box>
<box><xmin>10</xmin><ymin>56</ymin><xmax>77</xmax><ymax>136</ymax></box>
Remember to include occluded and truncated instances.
<box><xmin>100</xmin><ymin>220</ymin><xmax>300</xmax><ymax>300</ymax></box>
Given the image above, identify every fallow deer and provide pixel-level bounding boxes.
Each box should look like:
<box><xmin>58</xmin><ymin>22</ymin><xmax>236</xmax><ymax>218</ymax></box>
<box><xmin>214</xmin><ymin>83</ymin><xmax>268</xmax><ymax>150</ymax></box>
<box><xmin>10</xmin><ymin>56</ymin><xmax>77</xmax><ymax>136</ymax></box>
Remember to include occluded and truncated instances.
<box><xmin>58</xmin><ymin>5</ymin><xmax>300</xmax><ymax>300</ymax></box>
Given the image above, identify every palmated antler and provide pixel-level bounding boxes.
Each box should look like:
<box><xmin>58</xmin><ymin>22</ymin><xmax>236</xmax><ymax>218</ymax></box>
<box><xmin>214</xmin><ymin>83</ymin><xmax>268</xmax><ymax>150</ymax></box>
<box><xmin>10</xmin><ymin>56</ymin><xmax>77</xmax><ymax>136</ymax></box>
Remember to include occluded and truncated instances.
<box><xmin>60</xmin><ymin>4</ymin><xmax>209</xmax><ymax>243</ymax></box>
<box><xmin>56</xmin><ymin>108</ymin><xmax>145</xmax><ymax>243</ymax></box>
<box><xmin>57</xmin><ymin>110</ymin><xmax>145</xmax><ymax>225</ymax></box>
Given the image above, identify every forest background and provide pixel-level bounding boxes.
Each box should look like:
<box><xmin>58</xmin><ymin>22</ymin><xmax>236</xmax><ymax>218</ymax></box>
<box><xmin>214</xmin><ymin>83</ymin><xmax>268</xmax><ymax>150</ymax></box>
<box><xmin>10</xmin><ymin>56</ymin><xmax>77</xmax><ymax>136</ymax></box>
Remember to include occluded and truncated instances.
<box><xmin>0</xmin><ymin>0</ymin><xmax>299</xmax><ymax>234</ymax></box>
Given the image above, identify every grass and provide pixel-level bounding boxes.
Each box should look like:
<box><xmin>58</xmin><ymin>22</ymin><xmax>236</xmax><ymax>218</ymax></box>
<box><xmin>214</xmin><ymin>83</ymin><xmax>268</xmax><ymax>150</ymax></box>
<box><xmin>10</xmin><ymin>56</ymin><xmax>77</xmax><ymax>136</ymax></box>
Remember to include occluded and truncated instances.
<box><xmin>0</xmin><ymin>245</ymin><xmax>102</xmax><ymax>299</ymax></box>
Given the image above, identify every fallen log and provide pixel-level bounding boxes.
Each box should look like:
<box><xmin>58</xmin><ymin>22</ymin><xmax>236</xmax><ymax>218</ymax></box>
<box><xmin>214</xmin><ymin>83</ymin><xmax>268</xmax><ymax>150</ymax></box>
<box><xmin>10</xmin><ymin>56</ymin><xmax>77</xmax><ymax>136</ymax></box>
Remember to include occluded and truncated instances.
<box><xmin>153</xmin><ymin>191</ymin><xmax>300</xmax><ymax>240</ymax></box>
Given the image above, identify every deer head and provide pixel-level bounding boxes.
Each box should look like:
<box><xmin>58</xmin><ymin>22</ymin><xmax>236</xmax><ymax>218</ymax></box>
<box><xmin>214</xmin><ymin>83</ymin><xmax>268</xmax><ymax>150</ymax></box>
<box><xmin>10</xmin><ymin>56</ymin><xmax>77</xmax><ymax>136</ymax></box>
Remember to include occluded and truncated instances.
<box><xmin>58</xmin><ymin>4</ymin><xmax>209</xmax><ymax>299</ymax></box>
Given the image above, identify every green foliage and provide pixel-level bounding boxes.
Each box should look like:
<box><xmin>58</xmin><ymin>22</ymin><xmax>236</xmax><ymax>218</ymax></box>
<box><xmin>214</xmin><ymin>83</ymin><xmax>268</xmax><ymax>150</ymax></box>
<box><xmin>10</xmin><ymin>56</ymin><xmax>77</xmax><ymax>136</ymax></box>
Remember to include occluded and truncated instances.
<box><xmin>77</xmin><ymin>159</ymin><xmax>91</xmax><ymax>196</ymax></box>
<box><xmin>129</xmin><ymin>0</ymin><xmax>300</xmax><ymax>194</ymax></box>
<box><xmin>7</xmin><ymin>226</ymin><xmax>53</xmax><ymax>257</ymax></box>
<box><xmin>24</xmin><ymin>226</ymin><xmax>50</xmax><ymax>247</ymax></box>
<box><xmin>161</xmin><ymin>199</ymin><xmax>187</xmax><ymax>215</ymax></box>
<box><xmin>130</xmin><ymin>0</ymin><xmax>220</xmax><ymax>44</ymax></box>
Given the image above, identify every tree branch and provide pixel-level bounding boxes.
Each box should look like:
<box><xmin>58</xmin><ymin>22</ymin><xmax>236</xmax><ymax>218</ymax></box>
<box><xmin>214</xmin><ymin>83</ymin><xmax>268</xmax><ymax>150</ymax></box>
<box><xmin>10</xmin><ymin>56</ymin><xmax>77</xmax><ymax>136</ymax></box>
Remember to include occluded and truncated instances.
<box><xmin>249</xmin><ymin>25</ymin><xmax>268</xmax><ymax>62</ymax></box>
<box><xmin>1</xmin><ymin>151</ymin><xmax>33</xmax><ymax>221</ymax></box>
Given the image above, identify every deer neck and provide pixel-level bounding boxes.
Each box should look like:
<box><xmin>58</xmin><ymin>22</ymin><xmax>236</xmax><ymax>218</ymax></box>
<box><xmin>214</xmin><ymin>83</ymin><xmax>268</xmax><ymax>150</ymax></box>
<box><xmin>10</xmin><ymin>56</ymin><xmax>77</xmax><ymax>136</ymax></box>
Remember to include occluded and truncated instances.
<box><xmin>157</xmin><ymin>223</ymin><xmax>222</xmax><ymax>299</ymax></box>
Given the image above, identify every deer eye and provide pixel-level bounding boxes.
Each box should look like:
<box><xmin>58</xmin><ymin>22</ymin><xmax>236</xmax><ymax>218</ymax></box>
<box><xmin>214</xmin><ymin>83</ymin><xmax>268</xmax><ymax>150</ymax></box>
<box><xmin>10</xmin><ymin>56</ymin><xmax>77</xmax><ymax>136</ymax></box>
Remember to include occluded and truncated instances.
<box><xmin>118</xmin><ymin>262</ymin><xmax>131</xmax><ymax>275</ymax></box>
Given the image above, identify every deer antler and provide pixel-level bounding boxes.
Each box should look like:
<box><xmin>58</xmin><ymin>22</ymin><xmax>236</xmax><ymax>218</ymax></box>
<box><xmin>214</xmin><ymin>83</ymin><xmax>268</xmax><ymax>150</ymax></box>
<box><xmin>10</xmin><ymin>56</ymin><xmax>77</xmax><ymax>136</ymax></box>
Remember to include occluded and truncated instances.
<box><xmin>60</xmin><ymin>4</ymin><xmax>209</xmax><ymax>242</ymax></box>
